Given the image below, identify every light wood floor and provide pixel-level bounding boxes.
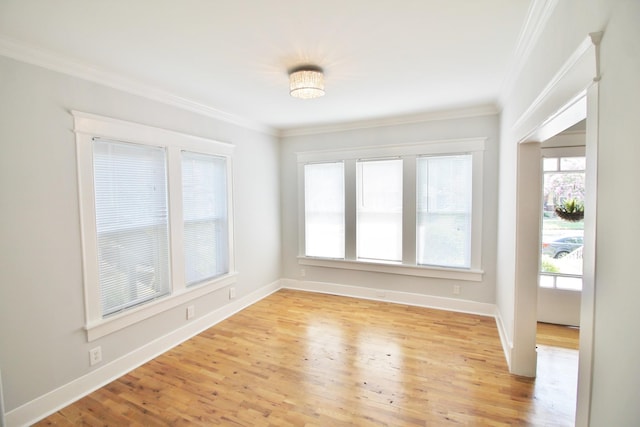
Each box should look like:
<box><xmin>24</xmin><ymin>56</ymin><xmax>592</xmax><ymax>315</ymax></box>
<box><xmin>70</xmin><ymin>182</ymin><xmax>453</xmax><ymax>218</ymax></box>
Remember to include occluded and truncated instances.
<box><xmin>537</xmin><ymin>322</ymin><xmax>579</xmax><ymax>350</ymax></box>
<box><xmin>36</xmin><ymin>290</ymin><xmax>579</xmax><ymax>426</ymax></box>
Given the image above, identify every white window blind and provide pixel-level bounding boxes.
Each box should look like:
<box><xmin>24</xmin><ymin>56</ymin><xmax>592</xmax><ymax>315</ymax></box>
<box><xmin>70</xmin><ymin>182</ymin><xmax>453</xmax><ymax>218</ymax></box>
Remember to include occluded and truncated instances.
<box><xmin>182</xmin><ymin>151</ymin><xmax>229</xmax><ymax>285</ymax></box>
<box><xmin>416</xmin><ymin>155</ymin><xmax>472</xmax><ymax>268</ymax></box>
<box><xmin>304</xmin><ymin>162</ymin><xmax>345</xmax><ymax>258</ymax></box>
<box><xmin>356</xmin><ymin>158</ymin><xmax>403</xmax><ymax>262</ymax></box>
<box><xmin>93</xmin><ymin>139</ymin><xmax>171</xmax><ymax>316</ymax></box>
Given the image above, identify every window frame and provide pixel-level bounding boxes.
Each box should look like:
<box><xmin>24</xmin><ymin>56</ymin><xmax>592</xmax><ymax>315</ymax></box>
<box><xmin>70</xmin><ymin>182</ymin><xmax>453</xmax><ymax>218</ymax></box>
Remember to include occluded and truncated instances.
<box><xmin>297</xmin><ymin>138</ymin><xmax>485</xmax><ymax>282</ymax></box>
<box><xmin>74</xmin><ymin>111</ymin><xmax>236</xmax><ymax>341</ymax></box>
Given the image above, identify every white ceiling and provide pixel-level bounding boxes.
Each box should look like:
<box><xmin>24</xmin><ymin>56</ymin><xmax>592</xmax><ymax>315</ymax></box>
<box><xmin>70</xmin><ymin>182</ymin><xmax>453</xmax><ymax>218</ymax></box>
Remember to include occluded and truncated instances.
<box><xmin>0</xmin><ymin>0</ymin><xmax>532</xmax><ymax>131</ymax></box>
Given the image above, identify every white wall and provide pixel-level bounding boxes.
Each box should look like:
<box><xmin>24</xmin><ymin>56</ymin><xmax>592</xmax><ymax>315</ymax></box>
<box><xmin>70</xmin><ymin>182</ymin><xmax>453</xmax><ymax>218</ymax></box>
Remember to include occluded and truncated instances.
<box><xmin>496</xmin><ymin>0</ymin><xmax>606</xmax><ymax>368</ymax></box>
<box><xmin>0</xmin><ymin>56</ymin><xmax>281</xmax><ymax>414</ymax></box>
<box><xmin>589</xmin><ymin>1</ymin><xmax>640</xmax><ymax>424</ymax></box>
<box><xmin>280</xmin><ymin>114</ymin><xmax>500</xmax><ymax>304</ymax></box>
<box><xmin>498</xmin><ymin>0</ymin><xmax>640</xmax><ymax>423</ymax></box>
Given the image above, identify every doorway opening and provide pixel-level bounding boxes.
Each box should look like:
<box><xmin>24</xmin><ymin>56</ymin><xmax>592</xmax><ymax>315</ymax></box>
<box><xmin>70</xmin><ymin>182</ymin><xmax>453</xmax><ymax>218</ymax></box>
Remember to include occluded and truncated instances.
<box><xmin>538</xmin><ymin>126</ymin><xmax>585</xmax><ymax>327</ymax></box>
<box><xmin>535</xmin><ymin>121</ymin><xmax>586</xmax><ymax>426</ymax></box>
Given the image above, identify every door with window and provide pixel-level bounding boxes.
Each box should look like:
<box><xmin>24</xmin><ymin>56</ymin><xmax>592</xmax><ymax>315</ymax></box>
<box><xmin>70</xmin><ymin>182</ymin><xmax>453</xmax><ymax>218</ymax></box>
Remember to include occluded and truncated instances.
<box><xmin>538</xmin><ymin>147</ymin><xmax>585</xmax><ymax>326</ymax></box>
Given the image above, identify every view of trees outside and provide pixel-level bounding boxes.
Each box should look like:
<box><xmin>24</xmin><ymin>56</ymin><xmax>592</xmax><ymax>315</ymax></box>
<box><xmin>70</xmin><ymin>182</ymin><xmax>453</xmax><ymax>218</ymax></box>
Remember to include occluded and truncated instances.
<box><xmin>540</xmin><ymin>156</ymin><xmax>585</xmax><ymax>290</ymax></box>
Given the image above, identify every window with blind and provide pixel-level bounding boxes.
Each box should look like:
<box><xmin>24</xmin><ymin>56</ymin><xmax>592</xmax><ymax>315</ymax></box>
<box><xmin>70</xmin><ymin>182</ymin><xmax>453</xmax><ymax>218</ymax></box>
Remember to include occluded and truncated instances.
<box><xmin>74</xmin><ymin>111</ymin><xmax>235</xmax><ymax>341</ymax></box>
<box><xmin>93</xmin><ymin>139</ymin><xmax>171</xmax><ymax>316</ymax></box>
<box><xmin>182</xmin><ymin>151</ymin><xmax>229</xmax><ymax>285</ymax></box>
<box><xmin>416</xmin><ymin>155</ymin><xmax>472</xmax><ymax>268</ymax></box>
<box><xmin>304</xmin><ymin>162</ymin><xmax>345</xmax><ymax>259</ymax></box>
<box><xmin>298</xmin><ymin>139</ymin><xmax>484</xmax><ymax>281</ymax></box>
<box><xmin>356</xmin><ymin>159</ymin><xmax>403</xmax><ymax>263</ymax></box>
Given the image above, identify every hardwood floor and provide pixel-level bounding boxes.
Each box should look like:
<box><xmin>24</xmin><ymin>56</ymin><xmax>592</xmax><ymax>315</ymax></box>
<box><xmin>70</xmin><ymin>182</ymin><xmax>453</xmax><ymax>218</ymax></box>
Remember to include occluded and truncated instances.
<box><xmin>36</xmin><ymin>290</ymin><xmax>579</xmax><ymax>426</ymax></box>
<box><xmin>533</xmin><ymin>322</ymin><xmax>580</xmax><ymax>426</ymax></box>
<box><xmin>537</xmin><ymin>322</ymin><xmax>579</xmax><ymax>350</ymax></box>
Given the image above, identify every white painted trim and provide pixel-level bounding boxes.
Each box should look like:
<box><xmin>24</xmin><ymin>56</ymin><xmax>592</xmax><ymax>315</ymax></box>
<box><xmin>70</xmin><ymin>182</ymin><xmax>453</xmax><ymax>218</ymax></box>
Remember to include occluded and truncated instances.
<box><xmin>511</xmin><ymin>142</ymin><xmax>542</xmax><ymax>378</ymax></box>
<box><xmin>279</xmin><ymin>105</ymin><xmax>498</xmax><ymax>138</ymax></box>
<box><xmin>5</xmin><ymin>280</ymin><xmax>282</xmax><ymax>427</ymax></box>
<box><xmin>86</xmin><ymin>274</ymin><xmax>238</xmax><ymax>341</ymax></box>
<box><xmin>494</xmin><ymin>309</ymin><xmax>513</xmax><ymax>371</ymax></box>
<box><xmin>296</xmin><ymin>138</ymin><xmax>486</xmax><ymax>164</ymax></box>
<box><xmin>0</xmin><ymin>36</ymin><xmax>274</xmax><ymax>136</ymax></box>
<box><xmin>282</xmin><ymin>279</ymin><xmax>496</xmax><ymax>317</ymax></box>
<box><xmin>525</xmin><ymin>94</ymin><xmax>587</xmax><ymax>143</ymax></box>
<box><xmin>298</xmin><ymin>257</ymin><xmax>484</xmax><ymax>282</ymax></box>
<box><xmin>575</xmin><ymin>81</ymin><xmax>599</xmax><ymax>427</ymax></box>
<box><xmin>72</xmin><ymin>110</ymin><xmax>235</xmax><ymax>155</ymax></box>
<box><xmin>511</xmin><ymin>34</ymin><xmax>601</xmax><ymax>143</ymax></box>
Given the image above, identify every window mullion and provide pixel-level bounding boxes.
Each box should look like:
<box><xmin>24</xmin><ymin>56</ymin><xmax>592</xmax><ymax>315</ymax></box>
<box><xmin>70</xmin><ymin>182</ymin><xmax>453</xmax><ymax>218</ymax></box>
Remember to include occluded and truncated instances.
<box><xmin>402</xmin><ymin>156</ymin><xmax>417</xmax><ymax>266</ymax></box>
<box><xmin>470</xmin><ymin>150</ymin><xmax>483</xmax><ymax>270</ymax></box>
<box><xmin>344</xmin><ymin>159</ymin><xmax>357</xmax><ymax>260</ymax></box>
<box><xmin>225</xmin><ymin>157</ymin><xmax>236</xmax><ymax>274</ymax></box>
<box><xmin>167</xmin><ymin>146</ymin><xmax>185</xmax><ymax>293</ymax></box>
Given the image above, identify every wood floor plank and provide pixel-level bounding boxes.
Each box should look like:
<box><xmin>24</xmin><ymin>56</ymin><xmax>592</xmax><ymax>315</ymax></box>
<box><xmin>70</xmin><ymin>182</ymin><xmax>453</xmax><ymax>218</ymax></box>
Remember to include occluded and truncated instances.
<box><xmin>35</xmin><ymin>289</ymin><xmax>578</xmax><ymax>426</ymax></box>
<box><xmin>537</xmin><ymin>322</ymin><xmax>579</xmax><ymax>350</ymax></box>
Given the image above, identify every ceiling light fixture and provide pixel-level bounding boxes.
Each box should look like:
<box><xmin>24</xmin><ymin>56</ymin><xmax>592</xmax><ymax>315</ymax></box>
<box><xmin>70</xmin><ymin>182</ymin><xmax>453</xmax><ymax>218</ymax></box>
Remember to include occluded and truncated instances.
<box><xmin>289</xmin><ymin>65</ymin><xmax>325</xmax><ymax>99</ymax></box>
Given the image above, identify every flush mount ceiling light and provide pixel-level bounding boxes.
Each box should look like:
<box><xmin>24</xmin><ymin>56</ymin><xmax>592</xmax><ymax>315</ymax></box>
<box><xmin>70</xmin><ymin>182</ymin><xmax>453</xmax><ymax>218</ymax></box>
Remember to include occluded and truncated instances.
<box><xmin>289</xmin><ymin>65</ymin><xmax>325</xmax><ymax>99</ymax></box>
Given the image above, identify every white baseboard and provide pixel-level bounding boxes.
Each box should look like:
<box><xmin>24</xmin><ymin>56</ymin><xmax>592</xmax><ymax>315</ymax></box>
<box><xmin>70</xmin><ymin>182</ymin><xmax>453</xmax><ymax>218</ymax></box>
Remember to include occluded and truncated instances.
<box><xmin>5</xmin><ymin>280</ymin><xmax>282</xmax><ymax>427</ymax></box>
<box><xmin>494</xmin><ymin>309</ymin><xmax>513</xmax><ymax>371</ymax></box>
<box><xmin>281</xmin><ymin>279</ymin><xmax>496</xmax><ymax>317</ymax></box>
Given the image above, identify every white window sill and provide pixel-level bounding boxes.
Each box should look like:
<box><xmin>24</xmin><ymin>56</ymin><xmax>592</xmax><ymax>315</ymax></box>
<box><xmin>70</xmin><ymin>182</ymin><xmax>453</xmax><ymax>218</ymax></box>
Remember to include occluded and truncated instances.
<box><xmin>298</xmin><ymin>257</ymin><xmax>483</xmax><ymax>282</ymax></box>
<box><xmin>85</xmin><ymin>273</ymin><xmax>237</xmax><ymax>341</ymax></box>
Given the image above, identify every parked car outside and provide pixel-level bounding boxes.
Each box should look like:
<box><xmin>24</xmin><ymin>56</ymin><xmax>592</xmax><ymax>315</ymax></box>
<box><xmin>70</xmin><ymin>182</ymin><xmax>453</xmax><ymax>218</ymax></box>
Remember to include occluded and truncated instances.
<box><xmin>542</xmin><ymin>236</ymin><xmax>584</xmax><ymax>258</ymax></box>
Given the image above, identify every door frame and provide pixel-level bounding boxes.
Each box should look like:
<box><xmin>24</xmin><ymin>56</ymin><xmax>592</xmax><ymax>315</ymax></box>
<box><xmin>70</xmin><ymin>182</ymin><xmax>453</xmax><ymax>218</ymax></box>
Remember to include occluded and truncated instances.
<box><xmin>510</xmin><ymin>33</ymin><xmax>602</xmax><ymax>427</ymax></box>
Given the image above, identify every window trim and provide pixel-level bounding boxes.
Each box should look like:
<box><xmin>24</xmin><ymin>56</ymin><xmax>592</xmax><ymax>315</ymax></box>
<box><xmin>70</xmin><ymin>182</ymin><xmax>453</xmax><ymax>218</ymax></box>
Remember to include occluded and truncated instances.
<box><xmin>73</xmin><ymin>111</ymin><xmax>236</xmax><ymax>341</ymax></box>
<box><xmin>297</xmin><ymin>138</ymin><xmax>485</xmax><ymax>282</ymax></box>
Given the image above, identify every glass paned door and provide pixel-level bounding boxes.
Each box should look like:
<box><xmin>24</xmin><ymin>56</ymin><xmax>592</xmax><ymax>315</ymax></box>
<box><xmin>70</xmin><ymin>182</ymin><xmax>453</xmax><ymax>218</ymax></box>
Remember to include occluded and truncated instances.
<box><xmin>540</xmin><ymin>155</ymin><xmax>585</xmax><ymax>290</ymax></box>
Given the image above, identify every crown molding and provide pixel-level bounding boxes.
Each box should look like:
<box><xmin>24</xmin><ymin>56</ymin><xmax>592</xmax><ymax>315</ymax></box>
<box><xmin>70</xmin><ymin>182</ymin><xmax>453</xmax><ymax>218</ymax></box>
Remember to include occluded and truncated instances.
<box><xmin>278</xmin><ymin>104</ymin><xmax>499</xmax><ymax>138</ymax></box>
<box><xmin>498</xmin><ymin>0</ymin><xmax>560</xmax><ymax>109</ymax></box>
<box><xmin>0</xmin><ymin>35</ymin><xmax>276</xmax><ymax>136</ymax></box>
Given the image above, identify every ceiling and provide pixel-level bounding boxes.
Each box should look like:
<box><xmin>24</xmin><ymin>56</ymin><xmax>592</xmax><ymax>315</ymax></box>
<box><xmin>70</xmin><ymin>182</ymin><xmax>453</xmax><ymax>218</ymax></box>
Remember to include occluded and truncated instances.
<box><xmin>0</xmin><ymin>0</ymin><xmax>532</xmax><ymax>132</ymax></box>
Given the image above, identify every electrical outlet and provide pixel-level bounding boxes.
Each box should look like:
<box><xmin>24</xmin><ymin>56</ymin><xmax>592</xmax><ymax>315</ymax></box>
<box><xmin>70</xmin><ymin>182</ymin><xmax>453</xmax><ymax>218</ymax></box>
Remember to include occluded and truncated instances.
<box><xmin>229</xmin><ymin>287</ymin><xmax>236</xmax><ymax>299</ymax></box>
<box><xmin>300</xmin><ymin>268</ymin><xmax>306</xmax><ymax>277</ymax></box>
<box><xmin>186</xmin><ymin>305</ymin><xmax>195</xmax><ymax>320</ymax></box>
<box><xmin>453</xmin><ymin>285</ymin><xmax>461</xmax><ymax>295</ymax></box>
<box><xmin>89</xmin><ymin>346</ymin><xmax>102</xmax><ymax>366</ymax></box>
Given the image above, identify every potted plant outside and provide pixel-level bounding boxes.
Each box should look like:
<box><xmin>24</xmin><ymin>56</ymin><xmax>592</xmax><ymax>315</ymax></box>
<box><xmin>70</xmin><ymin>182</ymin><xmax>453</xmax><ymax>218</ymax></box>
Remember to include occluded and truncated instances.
<box><xmin>555</xmin><ymin>198</ymin><xmax>584</xmax><ymax>222</ymax></box>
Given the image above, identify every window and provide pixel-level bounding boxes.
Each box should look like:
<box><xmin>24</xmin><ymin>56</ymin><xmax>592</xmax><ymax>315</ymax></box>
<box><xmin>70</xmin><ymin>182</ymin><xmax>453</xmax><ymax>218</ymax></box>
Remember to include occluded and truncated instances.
<box><xmin>416</xmin><ymin>155</ymin><xmax>472</xmax><ymax>268</ymax></box>
<box><xmin>182</xmin><ymin>152</ymin><xmax>229</xmax><ymax>285</ymax></box>
<box><xmin>356</xmin><ymin>159</ymin><xmax>403</xmax><ymax>262</ymax></box>
<box><xmin>93</xmin><ymin>140</ymin><xmax>171</xmax><ymax>316</ymax></box>
<box><xmin>298</xmin><ymin>139</ymin><xmax>484</xmax><ymax>281</ymax></box>
<box><xmin>304</xmin><ymin>162</ymin><xmax>345</xmax><ymax>258</ymax></box>
<box><xmin>74</xmin><ymin>111</ymin><xmax>235</xmax><ymax>340</ymax></box>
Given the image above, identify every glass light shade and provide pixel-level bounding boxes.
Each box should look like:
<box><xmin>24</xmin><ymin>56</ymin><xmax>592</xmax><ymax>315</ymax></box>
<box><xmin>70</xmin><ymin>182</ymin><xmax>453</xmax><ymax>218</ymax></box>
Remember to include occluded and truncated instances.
<box><xmin>289</xmin><ymin>69</ymin><xmax>325</xmax><ymax>99</ymax></box>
